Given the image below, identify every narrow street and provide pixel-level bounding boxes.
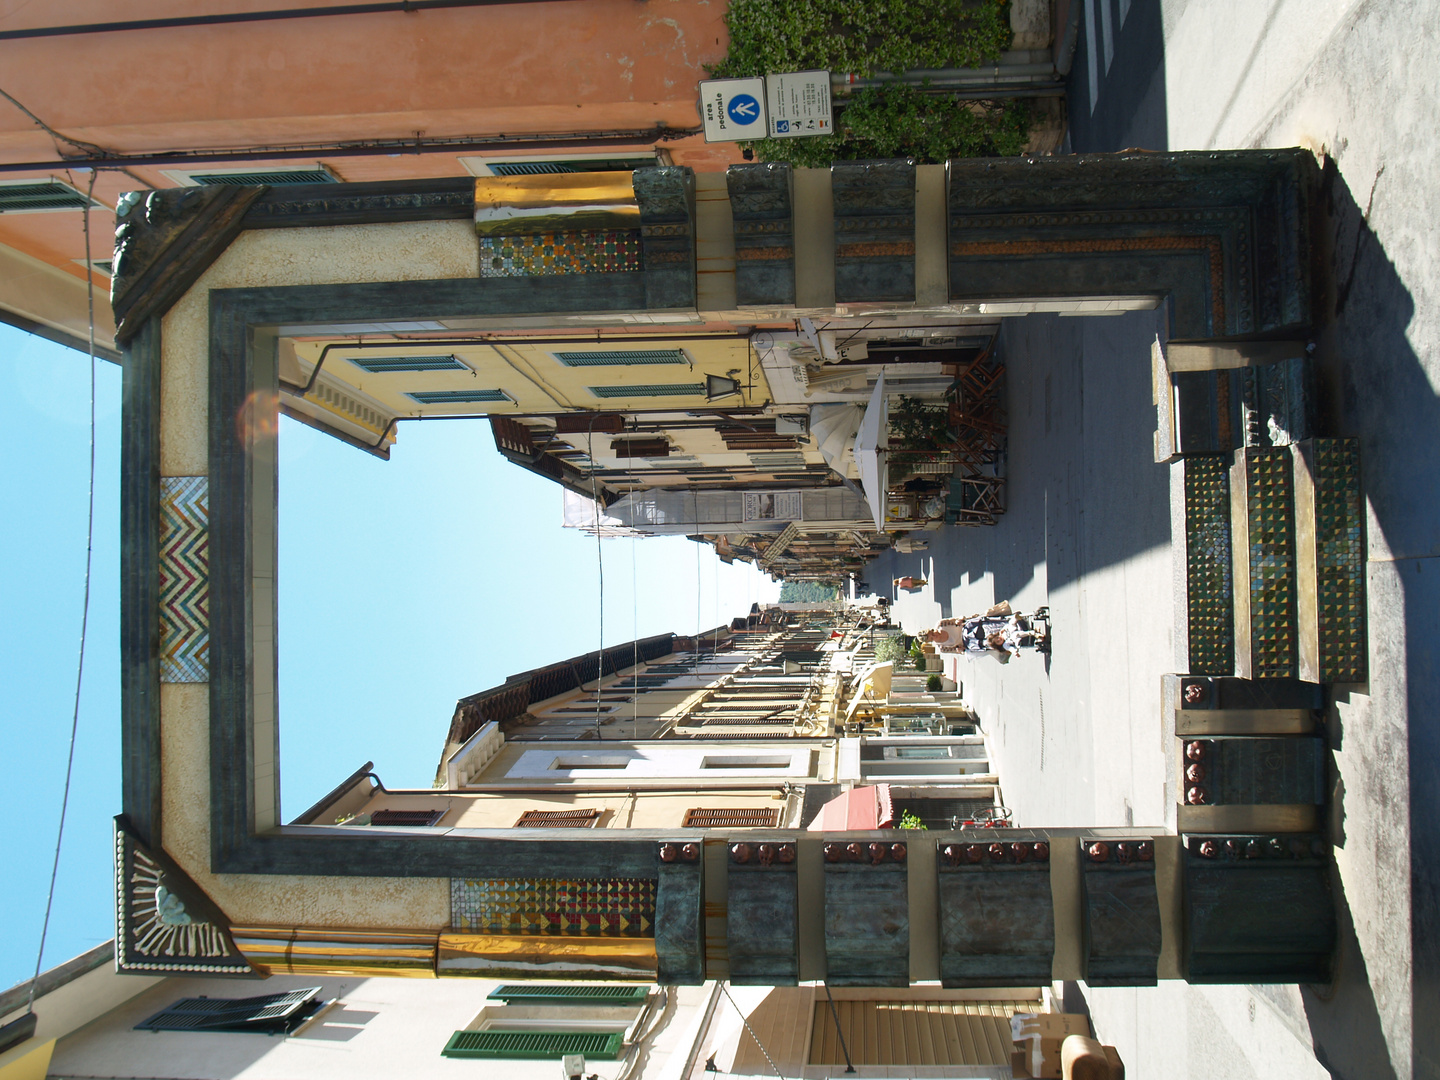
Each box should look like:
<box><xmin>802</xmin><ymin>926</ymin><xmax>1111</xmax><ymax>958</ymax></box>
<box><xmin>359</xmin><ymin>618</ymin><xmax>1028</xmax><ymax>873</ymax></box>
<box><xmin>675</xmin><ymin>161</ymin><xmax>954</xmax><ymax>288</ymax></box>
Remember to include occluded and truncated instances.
<box><xmin>874</xmin><ymin>1</ymin><xmax>1440</xmax><ymax>1077</ymax></box>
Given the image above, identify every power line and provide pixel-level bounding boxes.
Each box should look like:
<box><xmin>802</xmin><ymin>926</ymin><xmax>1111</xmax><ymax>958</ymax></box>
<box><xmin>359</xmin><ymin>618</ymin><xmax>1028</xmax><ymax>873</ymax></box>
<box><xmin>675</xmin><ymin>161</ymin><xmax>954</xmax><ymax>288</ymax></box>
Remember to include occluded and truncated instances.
<box><xmin>28</xmin><ymin>170</ymin><xmax>99</xmax><ymax>1014</ymax></box>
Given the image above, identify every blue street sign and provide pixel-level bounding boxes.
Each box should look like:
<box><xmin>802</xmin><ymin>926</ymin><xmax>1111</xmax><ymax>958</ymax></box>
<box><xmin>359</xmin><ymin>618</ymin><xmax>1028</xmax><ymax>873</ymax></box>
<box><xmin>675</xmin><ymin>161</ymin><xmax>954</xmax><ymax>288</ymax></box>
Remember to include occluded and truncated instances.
<box><xmin>727</xmin><ymin>94</ymin><xmax>761</xmax><ymax>125</ymax></box>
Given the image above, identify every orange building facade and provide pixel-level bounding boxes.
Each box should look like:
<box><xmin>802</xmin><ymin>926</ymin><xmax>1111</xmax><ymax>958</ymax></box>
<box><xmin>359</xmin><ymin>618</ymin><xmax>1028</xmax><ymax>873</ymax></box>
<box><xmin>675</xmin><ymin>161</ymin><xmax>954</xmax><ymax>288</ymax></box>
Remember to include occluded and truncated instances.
<box><xmin>0</xmin><ymin>0</ymin><xmax>740</xmax><ymax>356</ymax></box>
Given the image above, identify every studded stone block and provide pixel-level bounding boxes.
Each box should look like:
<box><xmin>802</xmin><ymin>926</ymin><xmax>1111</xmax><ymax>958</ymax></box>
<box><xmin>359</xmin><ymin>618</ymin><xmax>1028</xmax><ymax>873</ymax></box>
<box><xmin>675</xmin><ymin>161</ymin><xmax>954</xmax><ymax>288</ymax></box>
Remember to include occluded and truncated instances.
<box><xmin>1183</xmin><ymin>833</ymin><xmax>1334</xmax><ymax>983</ymax></box>
<box><xmin>1183</xmin><ymin>455</ymin><xmax>1235</xmax><ymax>674</ymax></box>
<box><xmin>1080</xmin><ymin>838</ymin><xmax>1161</xmax><ymax>986</ymax></box>
<box><xmin>937</xmin><ymin>839</ymin><xmax>1054</xmax><ymax>987</ymax></box>
<box><xmin>1232</xmin><ymin>447</ymin><xmax>1298</xmax><ymax>679</ymax></box>
<box><xmin>1292</xmin><ymin>438</ymin><xmax>1367</xmax><ymax>683</ymax></box>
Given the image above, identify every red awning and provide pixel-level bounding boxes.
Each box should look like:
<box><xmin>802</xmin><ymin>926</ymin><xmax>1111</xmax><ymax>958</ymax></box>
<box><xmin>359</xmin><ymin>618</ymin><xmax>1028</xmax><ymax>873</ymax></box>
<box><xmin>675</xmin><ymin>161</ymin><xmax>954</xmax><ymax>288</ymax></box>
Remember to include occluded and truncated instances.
<box><xmin>806</xmin><ymin>783</ymin><xmax>895</xmax><ymax>831</ymax></box>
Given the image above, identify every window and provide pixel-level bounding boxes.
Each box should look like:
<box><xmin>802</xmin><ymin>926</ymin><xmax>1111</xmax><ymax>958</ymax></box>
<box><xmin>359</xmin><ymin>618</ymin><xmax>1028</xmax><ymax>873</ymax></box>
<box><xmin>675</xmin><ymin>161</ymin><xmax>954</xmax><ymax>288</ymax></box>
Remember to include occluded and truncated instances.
<box><xmin>0</xmin><ymin>179</ymin><xmax>103</xmax><ymax>214</ymax></box>
<box><xmin>462</xmin><ymin>154</ymin><xmax>656</xmax><ymax>177</ymax></box>
<box><xmin>555</xmin><ymin>349</ymin><xmax>688</xmax><ymax>367</ymax></box>
<box><xmin>683</xmin><ymin>808</ymin><xmax>780</xmax><ymax>828</ymax></box>
<box><xmin>405</xmin><ymin>389</ymin><xmax>512</xmax><ymax>405</ymax></box>
<box><xmin>590</xmin><ymin>384</ymin><xmax>705</xmax><ymax>399</ymax></box>
<box><xmin>514</xmin><ymin>809</ymin><xmax>602</xmax><ymax>828</ymax></box>
<box><xmin>348</xmin><ymin>354</ymin><xmax>468</xmax><ymax>374</ymax></box>
<box><xmin>442</xmin><ymin>1030</ymin><xmax>625</xmax><ymax>1060</ymax></box>
<box><xmin>488</xmin><ymin>985</ymin><xmax>648</xmax><ymax>1005</ymax></box>
<box><xmin>700</xmin><ymin>755</ymin><xmax>790</xmax><ymax>769</ymax></box>
<box><xmin>611</xmin><ymin>439</ymin><xmax>671</xmax><ymax>458</ymax></box>
<box><xmin>162</xmin><ymin>165</ymin><xmax>338</xmax><ymax>186</ymax></box>
<box><xmin>135</xmin><ymin>988</ymin><xmax>325</xmax><ymax>1033</ymax></box>
<box><xmin>552</xmin><ymin>756</ymin><xmax>631</xmax><ymax>770</ymax></box>
<box><xmin>369</xmin><ymin>809</ymin><xmax>446</xmax><ymax>827</ymax></box>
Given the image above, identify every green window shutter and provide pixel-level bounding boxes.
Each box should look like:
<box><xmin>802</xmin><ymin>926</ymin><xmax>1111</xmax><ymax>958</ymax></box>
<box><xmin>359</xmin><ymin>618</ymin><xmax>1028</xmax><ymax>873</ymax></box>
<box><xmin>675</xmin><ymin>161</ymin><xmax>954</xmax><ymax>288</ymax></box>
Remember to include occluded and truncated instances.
<box><xmin>135</xmin><ymin>987</ymin><xmax>323</xmax><ymax>1033</ymax></box>
<box><xmin>488</xmin><ymin>984</ymin><xmax>650</xmax><ymax>1005</ymax></box>
<box><xmin>442</xmin><ymin>1030</ymin><xmax>625</xmax><ymax>1059</ymax></box>
<box><xmin>406</xmin><ymin>389</ymin><xmax>511</xmax><ymax>404</ymax></box>
<box><xmin>589</xmin><ymin>384</ymin><xmax>705</xmax><ymax>399</ymax></box>
<box><xmin>555</xmin><ymin>350</ymin><xmax>687</xmax><ymax>367</ymax></box>
<box><xmin>348</xmin><ymin>355</ymin><xmax>467</xmax><ymax>374</ymax></box>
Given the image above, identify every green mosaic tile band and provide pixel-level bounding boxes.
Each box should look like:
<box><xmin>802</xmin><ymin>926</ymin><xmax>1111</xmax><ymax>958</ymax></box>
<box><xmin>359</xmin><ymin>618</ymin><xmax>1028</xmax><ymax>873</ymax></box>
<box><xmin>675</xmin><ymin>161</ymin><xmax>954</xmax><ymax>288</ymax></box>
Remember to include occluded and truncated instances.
<box><xmin>1185</xmin><ymin>455</ymin><xmax>1234</xmax><ymax>674</ymax></box>
<box><xmin>1313</xmin><ymin>439</ymin><xmax>1366</xmax><ymax>681</ymax></box>
<box><xmin>479</xmin><ymin>229</ymin><xmax>644</xmax><ymax>278</ymax></box>
<box><xmin>1245</xmin><ymin>448</ymin><xmax>1298</xmax><ymax>678</ymax></box>
<box><xmin>450</xmin><ymin>877</ymin><xmax>655</xmax><ymax>936</ymax></box>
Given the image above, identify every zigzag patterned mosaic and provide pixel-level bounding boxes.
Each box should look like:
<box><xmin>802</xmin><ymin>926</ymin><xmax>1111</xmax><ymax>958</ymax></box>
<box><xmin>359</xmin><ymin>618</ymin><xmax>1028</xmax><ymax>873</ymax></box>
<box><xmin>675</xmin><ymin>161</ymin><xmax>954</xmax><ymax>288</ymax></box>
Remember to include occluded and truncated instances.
<box><xmin>159</xmin><ymin>476</ymin><xmax>209</xmax><ymax>683</ymax></box>
<box><xmin>478</xmin><ymin>230</ymin><xmax>643</xmax><ymax>278</ymax></box>
<box><xmin>451</xmin><ymin>877</ymin><xmax>655</xmax><ymax>936</ymax></box>
<box><xmin>1312</xmin><ymin>439</ymin><xmax>1366</xmax><ymax>681</ymax></box>
<box><xmin>1244</xmin><ymin>449</ymin><xmax>1298</xmax><ymax>679</ymax></box>
<box><xmin>1184</xmin><ymin>456</ymin><xmax>1234</xmax><ymax>674</ymax></box>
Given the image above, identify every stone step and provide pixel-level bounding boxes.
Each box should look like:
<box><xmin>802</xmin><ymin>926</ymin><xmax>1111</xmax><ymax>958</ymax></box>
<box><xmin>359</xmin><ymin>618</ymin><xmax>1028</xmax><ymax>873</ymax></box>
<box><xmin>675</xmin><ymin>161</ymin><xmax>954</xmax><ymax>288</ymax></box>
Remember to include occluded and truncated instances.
<box><xmin>1291</xmin><ymin>438</ymin><xmax>1367</xmax><ymax>683</ymax></box>
<box><xmin>1179</xmin><ymin>439</ymin><xmax>1368</xmax><ymax>685</ymax></box>
<box><xmin>1231</xmin><ymin>446</ymin><xmax>1300</xmax><ymax>679</ymax></box>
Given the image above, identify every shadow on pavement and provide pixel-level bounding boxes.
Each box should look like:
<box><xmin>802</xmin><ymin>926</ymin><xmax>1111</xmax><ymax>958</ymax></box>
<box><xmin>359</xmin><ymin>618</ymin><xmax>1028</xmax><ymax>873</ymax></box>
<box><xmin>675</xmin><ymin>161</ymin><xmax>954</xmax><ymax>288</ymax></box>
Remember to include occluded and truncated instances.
<box><xmin>1291</xmin><ymin>156</ymin><xmax>1440</xmax><ymax>1080</ymax></box>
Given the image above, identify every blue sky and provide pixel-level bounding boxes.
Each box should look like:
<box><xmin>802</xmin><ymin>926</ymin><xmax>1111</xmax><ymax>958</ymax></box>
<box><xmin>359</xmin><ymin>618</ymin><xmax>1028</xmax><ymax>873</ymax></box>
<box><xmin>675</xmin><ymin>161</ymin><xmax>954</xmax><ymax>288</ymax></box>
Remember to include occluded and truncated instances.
<box><xmin>1</xmin><ymin>323</ymin><xmax>778</xmax><ymax>992</ymax></box>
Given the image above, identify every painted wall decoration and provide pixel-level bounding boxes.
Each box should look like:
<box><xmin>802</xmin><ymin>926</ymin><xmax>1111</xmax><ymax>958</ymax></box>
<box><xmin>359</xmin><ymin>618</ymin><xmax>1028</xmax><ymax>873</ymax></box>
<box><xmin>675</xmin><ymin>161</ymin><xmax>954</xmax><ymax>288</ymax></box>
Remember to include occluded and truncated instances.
<box><xmin>158</xmin><ymin>475</ymin><xmax>209</xmax><ymax>683</ymax></box>
<box><xmin>478</xmin><ymin>230</ymin><xmax>643</xmax><ymax>278</ymax></box>
<box><xmin>115</xmin><ymin>821</ymin><xmax>251</xmax><ymax>976</ymax></box>
<box><xmin>451</xmin><ymin>877</ymin><xmax>655</xmax><ymax>936</ymax></box>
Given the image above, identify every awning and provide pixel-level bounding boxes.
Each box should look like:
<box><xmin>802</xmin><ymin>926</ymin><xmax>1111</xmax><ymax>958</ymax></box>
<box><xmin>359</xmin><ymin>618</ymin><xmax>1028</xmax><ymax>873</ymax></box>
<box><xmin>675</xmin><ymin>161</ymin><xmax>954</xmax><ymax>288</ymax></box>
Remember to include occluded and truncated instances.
<box><xmin>844</xmin><ymin>660</ymin><xmax>893</xmax><ymax>721</ymax></box>
<box><xmin>806</xmin><ymin>783</ymin><xmax>895</xmax><ymax>831</ymax></box>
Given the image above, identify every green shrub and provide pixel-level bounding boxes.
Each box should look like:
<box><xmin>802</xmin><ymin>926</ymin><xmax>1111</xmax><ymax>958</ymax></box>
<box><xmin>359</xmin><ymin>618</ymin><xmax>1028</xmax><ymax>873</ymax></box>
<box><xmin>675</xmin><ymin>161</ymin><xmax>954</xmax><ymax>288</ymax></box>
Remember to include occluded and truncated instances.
<box><xmin>708</xmin><ymin>0</ymin><xmax>1029</xmax><ymax>166</ymax></box>
<box><xmin>898</xmin><ymin>809</ymin><xmax>928</xmax><ymax>830</ymax></box>
<box><xmin>747</xmin><ymin>88</ymin><xmax>1031</xmax><ymax>168</ymax></box>
<box><xmin>926</xmin><ymin>674</ymin><xmax>944</xmax><ymax>691</ymax></box>
<box><xmin>874</xmin><ymin>632</ymin><xmax>911</xmax><ymax>666</ymax></box>
<box><xmin>709</xmin><ymin>0</ymin><xmax>1012</xmax><ymax>81</ymax></box>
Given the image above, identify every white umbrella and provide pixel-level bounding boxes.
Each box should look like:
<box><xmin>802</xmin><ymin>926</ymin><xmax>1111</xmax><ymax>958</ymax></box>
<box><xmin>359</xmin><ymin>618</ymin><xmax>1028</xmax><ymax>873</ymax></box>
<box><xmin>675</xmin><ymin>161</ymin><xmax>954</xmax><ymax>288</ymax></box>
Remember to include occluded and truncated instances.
<box><xmin>853</xmin><ymin>373</ymin><xmax>889</xmax><ymax>531</ymax></box>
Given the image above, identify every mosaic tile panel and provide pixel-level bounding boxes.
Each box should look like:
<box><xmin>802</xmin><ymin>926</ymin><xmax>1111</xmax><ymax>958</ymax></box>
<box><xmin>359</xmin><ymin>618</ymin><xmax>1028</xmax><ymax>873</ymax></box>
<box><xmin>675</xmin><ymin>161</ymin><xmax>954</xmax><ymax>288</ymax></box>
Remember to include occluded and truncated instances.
<box><xmin>1313</xmin><ymin>439</ymin><xmax>1366</xmax><ymax>681</ymax></box>
<box><xmin>478</xmin><ymin>230</ymin><xmax>643</xmax><ymax>278</ymax></box>
<box><xmin>451</xmin><ymin>878</ymin><xmax>655</xmax><ymax>936</ymax></box>
<box><xmin>1245</xmin><ymin>448</ymin><xmax>1298</xmax><ymax>679</ymax></box>
<box><xmin>1184</xmin><ymin>455</ymin><xmax>1234</xmax><ymax>674</ymax></box>
<box><xmin>159</xmin><ymin>476</ymin><xmax>209</xmax><ymax>683</ymax></box>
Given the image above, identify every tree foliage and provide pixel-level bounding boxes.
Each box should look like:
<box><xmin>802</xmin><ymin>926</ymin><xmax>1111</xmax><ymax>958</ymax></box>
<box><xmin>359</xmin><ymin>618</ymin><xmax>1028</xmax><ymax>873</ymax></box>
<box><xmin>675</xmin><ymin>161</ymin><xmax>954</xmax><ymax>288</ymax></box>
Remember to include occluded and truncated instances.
<box><xmin>778</xmin><ymin>580</ymin><xmax>840</xmax><ymax>603</ymax></box>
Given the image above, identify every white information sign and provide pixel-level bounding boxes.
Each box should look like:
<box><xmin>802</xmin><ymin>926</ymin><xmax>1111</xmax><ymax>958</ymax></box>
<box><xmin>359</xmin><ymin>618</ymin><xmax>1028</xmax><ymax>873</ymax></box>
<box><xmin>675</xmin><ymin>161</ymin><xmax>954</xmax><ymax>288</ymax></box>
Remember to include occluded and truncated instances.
<box><xmin>699</xmin><ymin>77</ymin><xmax>768</xmax><ymax>143</ymax></box>
<box><xmin>765</xmin><ymin>70</ymin><xmax>832</xmax><ymax>138</ymax></box>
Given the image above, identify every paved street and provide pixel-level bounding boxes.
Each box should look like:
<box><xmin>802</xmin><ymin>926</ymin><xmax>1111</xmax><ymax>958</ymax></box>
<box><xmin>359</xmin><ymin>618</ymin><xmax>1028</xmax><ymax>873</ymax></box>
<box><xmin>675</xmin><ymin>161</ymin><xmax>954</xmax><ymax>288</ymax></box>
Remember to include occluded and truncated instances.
<box><xmin>876</xmin><ymin>2</ymin><xmax>1440</xmax><ymax>1077</ymax></box>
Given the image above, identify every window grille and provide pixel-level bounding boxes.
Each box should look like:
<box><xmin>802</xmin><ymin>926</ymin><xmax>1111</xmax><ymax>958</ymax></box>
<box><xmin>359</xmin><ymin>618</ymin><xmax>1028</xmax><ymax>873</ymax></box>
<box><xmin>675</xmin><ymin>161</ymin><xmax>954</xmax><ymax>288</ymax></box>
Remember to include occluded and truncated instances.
<box><xmin>682</xmin><ymin>808</ymin><xmax>780</xmax><ymax>828</ymax></box>
<box><xmin>369</xmin><ymin>809</ymin><xmax>446</xmax><ymax>827</ymax></box>
<box><xmin>556</xmin><ymin>350</ymin><xmax>687</xmax><ymax>367</ymax></box>
<box><xmin>590</xmin><ymin>384</ymin><xmax>705</xmax><ymax>399</ymax></box>
<box><xmin>488</xmin><ymin>985</ymin><xmax>649</xmax><ymax>1005</ymax></box>
<box><xmin>406</xmin><ymin>389</ymin><xmax>511</xmax><ymax>404</ymax></box>
<box><xmin>348</xmin><ymin>354</ymin><xmax>466</xmax><ymax>374</ymax></box>
<box><xmin>135</xmin><ymin>988</ymin><xmax>323</xmax><ymax>1033</ymax></box>
<box><xmin>442</xmin><ymin>1030</ymin><xmax>625</xmax><ymax>1059</ymax></box>
<box><xmin>0</xmin><ymin>179</ymin><xmax>101</xmax><ymax>213</ymax></box>
<box><xmin>514</xmin><ymin>809</ymin><xmax>602</xmax><ymax>828</ymax></box>
<box><xmin>487</xmin><ymin>157</ymin><xmax>651</xmax><ymax>176</ymax></box>
<box><xmin>189</xmin><ymin>168</ymin><xmax>337</xmax><ymax>185</ymax></box>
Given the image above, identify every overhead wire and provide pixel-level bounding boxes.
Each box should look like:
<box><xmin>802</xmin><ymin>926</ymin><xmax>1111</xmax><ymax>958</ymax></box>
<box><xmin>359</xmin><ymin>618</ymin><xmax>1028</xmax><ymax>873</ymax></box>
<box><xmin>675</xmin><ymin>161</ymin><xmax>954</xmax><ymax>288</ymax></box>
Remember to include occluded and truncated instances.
<box><xmin>719</xmin><ymin>981</ymin><xmax>785</xmax><ymax>1080</ymax></box>
<box><xmin>27</xmin><ymin>169</ymin><xmax>99</xmax><ymax>1015</ymax></box>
